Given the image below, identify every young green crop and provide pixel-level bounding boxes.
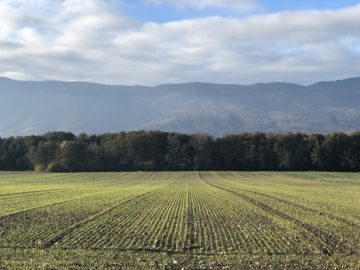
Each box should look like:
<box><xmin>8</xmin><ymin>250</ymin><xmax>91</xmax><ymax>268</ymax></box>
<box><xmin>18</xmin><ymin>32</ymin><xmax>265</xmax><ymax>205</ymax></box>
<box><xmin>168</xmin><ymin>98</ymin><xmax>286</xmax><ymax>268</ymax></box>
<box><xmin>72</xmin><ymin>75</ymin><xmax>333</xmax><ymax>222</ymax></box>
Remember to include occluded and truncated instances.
<box><xmin>0</xmin><ymin>172</ymin><xmax>359</xmax><ymax>269</ymax></box>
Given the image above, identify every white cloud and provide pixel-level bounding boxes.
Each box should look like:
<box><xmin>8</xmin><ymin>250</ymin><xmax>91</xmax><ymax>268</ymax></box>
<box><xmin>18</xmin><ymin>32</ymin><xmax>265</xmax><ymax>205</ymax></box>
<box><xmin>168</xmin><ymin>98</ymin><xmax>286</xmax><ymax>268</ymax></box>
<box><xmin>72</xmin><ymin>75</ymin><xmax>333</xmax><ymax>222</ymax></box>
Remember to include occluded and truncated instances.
<box><xmin>340</xmin><ymin>36</ymin><xmax>360</xmax><ymax>56</ymax></box>
<box><xmin>0</xmin><ymin>1</ymin><xmax>360</xmax><ymax>85</ymax></box>
<box><xmin>143</xmin><ymin>0</ymin><xmax>260</xmax><ymax>11</ymax></box>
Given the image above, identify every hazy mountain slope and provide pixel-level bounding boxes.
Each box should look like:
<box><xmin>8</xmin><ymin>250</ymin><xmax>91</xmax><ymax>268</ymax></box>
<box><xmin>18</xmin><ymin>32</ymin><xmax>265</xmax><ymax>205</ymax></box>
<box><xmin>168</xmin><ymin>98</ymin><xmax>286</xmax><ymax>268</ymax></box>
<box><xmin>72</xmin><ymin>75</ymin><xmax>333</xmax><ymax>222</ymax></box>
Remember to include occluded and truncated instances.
<box><xmin>0</xmin><ymin>77</ymin><xmax>359</xmax><ymax>137</ymax></box>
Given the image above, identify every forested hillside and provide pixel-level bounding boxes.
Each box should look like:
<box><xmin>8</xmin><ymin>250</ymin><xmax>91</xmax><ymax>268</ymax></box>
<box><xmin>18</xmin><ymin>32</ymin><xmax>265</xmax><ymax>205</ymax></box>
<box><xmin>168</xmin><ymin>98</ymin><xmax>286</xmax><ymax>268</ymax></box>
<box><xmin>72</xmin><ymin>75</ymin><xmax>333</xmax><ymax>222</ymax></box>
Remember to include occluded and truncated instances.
<box><xmin>0</xmin><ymin>131</ymin><xmax>359</xmax><ymax>172</ymax></box>
<box><xmin>1</xmin><ymin>77</ymin><xmax>360</xmax><ymax>137</ymax></box>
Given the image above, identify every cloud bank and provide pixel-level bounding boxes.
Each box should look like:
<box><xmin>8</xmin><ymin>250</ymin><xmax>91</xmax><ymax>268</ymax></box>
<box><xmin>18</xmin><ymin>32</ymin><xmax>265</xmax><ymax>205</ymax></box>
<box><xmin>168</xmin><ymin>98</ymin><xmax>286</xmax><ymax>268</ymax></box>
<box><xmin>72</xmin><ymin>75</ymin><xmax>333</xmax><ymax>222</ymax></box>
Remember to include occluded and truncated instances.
<box><xmin>0</xmin><ymin>0</ymin><xmax>359</xmax><ymax>85</ymax></box>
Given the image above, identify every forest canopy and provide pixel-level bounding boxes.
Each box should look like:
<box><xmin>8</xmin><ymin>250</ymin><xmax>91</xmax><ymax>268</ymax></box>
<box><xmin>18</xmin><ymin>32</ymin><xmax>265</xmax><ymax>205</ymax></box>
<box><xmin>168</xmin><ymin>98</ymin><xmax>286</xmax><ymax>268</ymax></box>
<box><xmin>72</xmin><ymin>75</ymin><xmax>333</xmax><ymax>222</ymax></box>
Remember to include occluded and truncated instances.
<box><xmin>0</xmin><ymin>131</ymin><xmax>359</xmax><ymax>172</ymax></box>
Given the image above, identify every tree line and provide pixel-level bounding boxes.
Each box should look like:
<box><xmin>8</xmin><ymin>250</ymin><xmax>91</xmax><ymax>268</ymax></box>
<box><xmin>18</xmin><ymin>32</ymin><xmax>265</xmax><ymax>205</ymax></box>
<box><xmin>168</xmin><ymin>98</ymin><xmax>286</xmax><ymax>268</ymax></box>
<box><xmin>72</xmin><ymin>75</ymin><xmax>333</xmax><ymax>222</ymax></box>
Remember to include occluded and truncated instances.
<box><xmin>0</xmin><ymin>131</ymin><xmax>359</xmax><ymax>172</ymax></box>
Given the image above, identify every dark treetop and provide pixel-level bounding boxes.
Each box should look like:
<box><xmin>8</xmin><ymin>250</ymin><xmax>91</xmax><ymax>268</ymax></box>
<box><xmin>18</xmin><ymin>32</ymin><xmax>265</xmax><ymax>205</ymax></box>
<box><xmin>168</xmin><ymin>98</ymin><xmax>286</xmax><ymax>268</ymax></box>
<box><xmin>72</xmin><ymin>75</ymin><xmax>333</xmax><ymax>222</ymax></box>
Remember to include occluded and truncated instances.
<box><xmin>1</xmin><ymin>131</ymin><xmax>359</xmax><ymax>172</ymax></box>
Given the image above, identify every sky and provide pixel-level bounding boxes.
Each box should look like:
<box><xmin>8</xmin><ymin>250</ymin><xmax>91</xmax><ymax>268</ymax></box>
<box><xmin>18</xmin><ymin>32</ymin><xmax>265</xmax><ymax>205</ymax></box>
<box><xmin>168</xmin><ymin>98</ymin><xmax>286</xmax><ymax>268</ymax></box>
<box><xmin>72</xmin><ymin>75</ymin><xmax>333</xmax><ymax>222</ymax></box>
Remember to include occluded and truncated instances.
<box><xmin>0</xmin><ymin>0</ymin><xmax>360</xmax><ymax>85</ymax></box>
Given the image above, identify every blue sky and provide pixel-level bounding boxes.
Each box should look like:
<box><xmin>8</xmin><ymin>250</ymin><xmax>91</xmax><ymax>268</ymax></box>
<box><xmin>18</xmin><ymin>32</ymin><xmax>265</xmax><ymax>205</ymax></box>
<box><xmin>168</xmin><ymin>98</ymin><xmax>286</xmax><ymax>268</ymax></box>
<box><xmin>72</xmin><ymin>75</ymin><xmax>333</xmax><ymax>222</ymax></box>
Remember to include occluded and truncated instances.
<box><xmin>0</xmin><ymin>0</ymin><xmax>359</xmax><ymax>85</ymax></box>
<box><xmin>123</xmin><ymin>0</ymin><xmax>360</xmax><ymax>22</ymax></box>
<box><xmin>261</xmin><ymin>0</ymin><xmax>360</xmax><ymax>12</ymax></box>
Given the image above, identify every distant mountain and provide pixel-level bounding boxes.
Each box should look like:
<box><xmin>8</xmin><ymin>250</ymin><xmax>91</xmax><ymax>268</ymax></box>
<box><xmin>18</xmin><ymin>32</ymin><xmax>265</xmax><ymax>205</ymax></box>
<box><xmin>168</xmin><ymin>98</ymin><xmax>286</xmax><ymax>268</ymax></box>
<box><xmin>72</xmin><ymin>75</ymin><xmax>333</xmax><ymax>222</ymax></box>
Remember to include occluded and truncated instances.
<box><xmin>0</xmin><ymin>77</ymin><xmax>360</xmax><ymax>137</ymax></box>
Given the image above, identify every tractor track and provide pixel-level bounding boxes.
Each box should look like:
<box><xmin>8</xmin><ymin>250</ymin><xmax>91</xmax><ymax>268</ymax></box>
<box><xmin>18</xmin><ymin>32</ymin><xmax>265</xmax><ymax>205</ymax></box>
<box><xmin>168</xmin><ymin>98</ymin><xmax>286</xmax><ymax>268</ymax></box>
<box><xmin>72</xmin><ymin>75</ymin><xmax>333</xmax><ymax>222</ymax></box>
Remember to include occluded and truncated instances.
<box><xmin>198</xmin><ymin>173</ymin><xmax>353</xmax><ymax>255</ymax></box>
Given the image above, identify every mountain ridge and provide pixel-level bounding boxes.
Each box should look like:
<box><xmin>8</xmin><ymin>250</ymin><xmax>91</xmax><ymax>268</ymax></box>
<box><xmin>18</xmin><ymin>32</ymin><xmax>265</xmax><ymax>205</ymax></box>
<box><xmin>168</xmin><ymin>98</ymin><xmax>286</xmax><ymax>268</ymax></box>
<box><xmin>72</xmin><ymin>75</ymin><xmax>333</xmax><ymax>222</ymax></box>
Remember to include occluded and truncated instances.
<box><xmin>0</xmin><ymin>76</ymin><xmax>359</xmax><ymax>137</ymax></box>
<box><xmin>3</xmin><ymin>76</ymin><xmax>360</xmax><ymax>88</ymax></box>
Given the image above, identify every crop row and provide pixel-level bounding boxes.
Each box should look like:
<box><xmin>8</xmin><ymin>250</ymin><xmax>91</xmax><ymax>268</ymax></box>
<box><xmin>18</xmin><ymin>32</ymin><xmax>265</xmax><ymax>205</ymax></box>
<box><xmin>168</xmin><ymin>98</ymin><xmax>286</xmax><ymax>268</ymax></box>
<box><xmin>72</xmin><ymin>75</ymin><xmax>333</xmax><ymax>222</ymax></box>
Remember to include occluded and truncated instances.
<box><xmin>199</xmin><ymin>172</ymin><xmax>359</xmax><ymax>254</ymax></box>
<box><xmin>51</xmin><ymin>173</ymin><xmax>322</xmax><ymax>255</ymax></box>
<box><xmin>0</xmin><ymin>173</ymin><xmax>167</xmax><ymax>248</ymax></box>
<box><xmin>1</xmin><ymin>171</ymin><xmax>359</xmax><ymax>257</ymax></box>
